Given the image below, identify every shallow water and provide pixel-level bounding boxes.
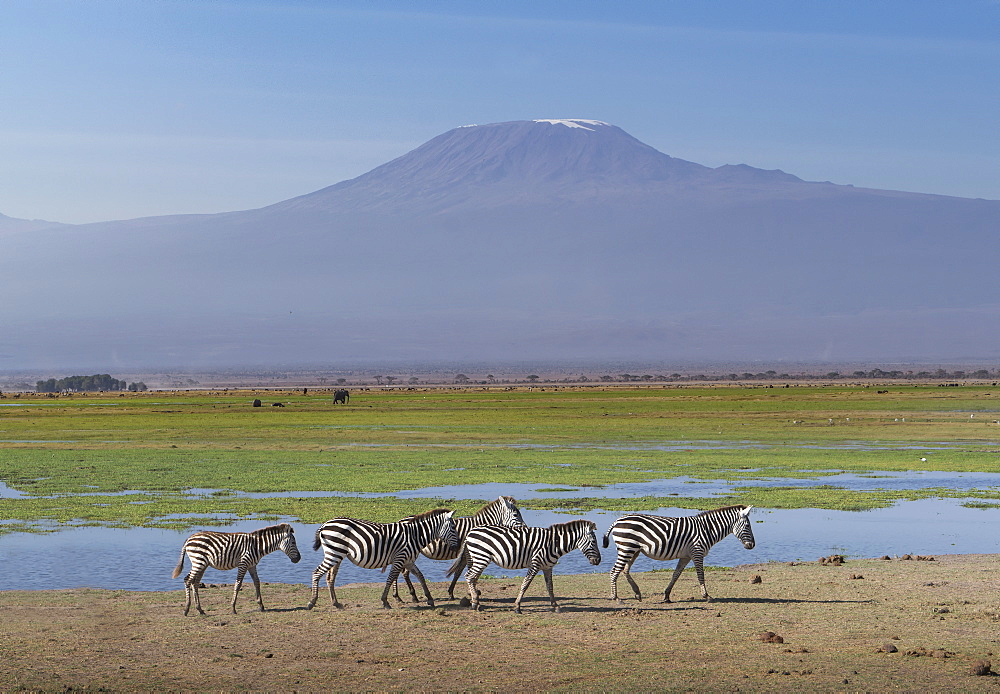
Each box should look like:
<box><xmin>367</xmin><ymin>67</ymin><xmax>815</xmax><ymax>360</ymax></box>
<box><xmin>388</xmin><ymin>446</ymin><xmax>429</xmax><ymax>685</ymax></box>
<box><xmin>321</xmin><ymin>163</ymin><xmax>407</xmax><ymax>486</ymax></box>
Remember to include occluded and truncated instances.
<box><xmin>184</xmin><ymin>468</ymin><xmax>1000</xmax><ymax>500</ymax></box>
<box><xmin>10</xmin><ymin>467</ymin><xmax>1000</xmax><ymax>504</ymax></box>
<box><xmin>1</xmin><ymin>498</ymin><xmax>997</xmax><ymax>593</ymax></box>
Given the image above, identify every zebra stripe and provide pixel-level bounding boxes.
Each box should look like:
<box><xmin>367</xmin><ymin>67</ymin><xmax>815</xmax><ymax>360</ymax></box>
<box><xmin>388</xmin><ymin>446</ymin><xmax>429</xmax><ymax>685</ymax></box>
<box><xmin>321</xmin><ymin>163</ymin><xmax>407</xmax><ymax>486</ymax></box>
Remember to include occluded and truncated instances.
<box><xmin>449</xmin><ymin>519</ymin><xmax>602</xmax><ymax>613</ymax></box>
<box><xmin>395</xmin><ymin>496</ymin><xmax>526</xmax><ymax>602</ymax></box>
<box><xmin>603</xmin><ymin>504</ymin><xmax>755</xmax><ymax>604</ymax></box>
<box><xmin>307</xmin><ymin>508</ymin><xmax>458</xmax><ymax>609</ymax></box>
<box><xmin>171</xmin><ymin>523</ymin><xmax>301</xmax><ymax>616</ymax></box>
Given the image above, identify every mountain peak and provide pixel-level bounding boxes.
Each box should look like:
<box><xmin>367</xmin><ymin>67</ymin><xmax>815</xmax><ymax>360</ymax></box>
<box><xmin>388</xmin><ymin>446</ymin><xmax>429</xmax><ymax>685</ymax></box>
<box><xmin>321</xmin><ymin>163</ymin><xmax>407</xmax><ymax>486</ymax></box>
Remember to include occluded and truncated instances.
<box><xmin>532</xmin><ymin>118</ymin><xmax>612</xmax><ymax>130</ymax></box>
<box><xmin>278</xmin><ymin>119</ymin><xmax>709</xmax><ymax>212</ymax></box>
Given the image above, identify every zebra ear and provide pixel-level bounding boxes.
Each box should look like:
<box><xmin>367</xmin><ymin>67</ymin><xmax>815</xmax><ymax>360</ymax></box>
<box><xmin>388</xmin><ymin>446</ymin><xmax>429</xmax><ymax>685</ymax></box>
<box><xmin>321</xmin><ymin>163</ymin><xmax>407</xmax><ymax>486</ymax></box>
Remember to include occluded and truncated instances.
<box><xmin>741</xmin><ymin>505</ymin><xmax>754</xmax><ymax>516</ymax></box>
<box><xmin>445</xmin><ymin>510</ymin><xmax>455</xmax><ymax>518</ymax></box>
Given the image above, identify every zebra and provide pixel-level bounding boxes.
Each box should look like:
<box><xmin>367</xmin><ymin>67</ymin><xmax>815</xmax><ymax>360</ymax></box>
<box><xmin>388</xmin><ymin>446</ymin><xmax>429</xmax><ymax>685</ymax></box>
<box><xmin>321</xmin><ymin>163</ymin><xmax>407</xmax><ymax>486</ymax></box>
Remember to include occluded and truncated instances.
<box><xmin>394</xmin><ymin>496</ymin><xmax>527</xmax><ymax>602</ymax></box>
<box><xmin>603</xmin><ymin>504</ymin><xmax>755</xmax><ymax>604</ymax></box>
<box><xmin>307</xmin><ymin>508</ymin><xmax>458</xmax><ymax>610</ymax></box>
<box><xmin>171</xmin><ymin>523</ymin><xmax>301</xmax><ymax>616</ymax></box>
<box><xmin>448</xmin><ymin>519</ymin><xmax>601</xmax><ymax>613</ymax></box>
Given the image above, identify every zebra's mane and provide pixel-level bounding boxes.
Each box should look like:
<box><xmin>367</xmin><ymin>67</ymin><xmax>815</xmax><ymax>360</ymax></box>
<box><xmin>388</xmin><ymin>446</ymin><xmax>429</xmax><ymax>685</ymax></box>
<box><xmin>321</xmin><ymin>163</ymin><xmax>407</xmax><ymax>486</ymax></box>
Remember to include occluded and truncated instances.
<box><xmin>551</xmin><ymin>518</ymin><xmax>596</xmax><ymax>531</ymax></box>
<box><xmin>695</xmin><ymin>505</ymin><xmax>748</xmax><ymax>518</ymax></box>
<box><xmin>250</xmin><ymin>523</ymin><xmax>292</xmax><ymax>536</ymax></box>
<box><xmin>469</xmin><ymin>496</ymin><xmax>516</xmax><ymax>518</ymax></box>
<box><xmin>404</xmin><ymin>508</ymin><xmax>450</xmax><ymax>522</ymax></box>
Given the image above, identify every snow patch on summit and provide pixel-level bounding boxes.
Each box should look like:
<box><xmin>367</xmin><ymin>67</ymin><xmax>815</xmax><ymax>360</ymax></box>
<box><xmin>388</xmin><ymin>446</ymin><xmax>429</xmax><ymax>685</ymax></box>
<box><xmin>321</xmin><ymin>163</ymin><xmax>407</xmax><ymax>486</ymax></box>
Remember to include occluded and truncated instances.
<box><xmin>533</xmin><ymin>119</ymin><xmax>610</xmax><ymax>131</ymax></box>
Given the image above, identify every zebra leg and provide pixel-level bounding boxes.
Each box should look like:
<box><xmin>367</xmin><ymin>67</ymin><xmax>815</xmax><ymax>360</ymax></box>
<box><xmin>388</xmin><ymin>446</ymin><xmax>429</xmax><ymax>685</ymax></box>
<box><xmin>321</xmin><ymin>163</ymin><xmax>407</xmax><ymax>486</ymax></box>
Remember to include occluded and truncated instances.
<box><xmin>231</xmin><ymin>566</ymin><xmax>247</xmax><ymax>614</ymax></box>
<box><xmin>513</xmin><ymin>566</ymin><xmax>540</xmax><ymax>614</ymax></box>
<box><xmin>693</xmin><ymin>557</ymin><xmax>711</xmax><ymax>602</ymax></box>
<box><xmin>406</xmin><ymin>563</ymin><xmax>435</xmax><ymax>608</ymax></box>
<box><xmin>307</xmin><ymin>557</ymin><xmax>341</xmax><ymax>609</ymax></box>
<box><xmin>184</xmin><ymin>563</ymin><xmax>208</xmax><ymax>616</ymax></box>
<box><xmin>248</xmin><ymin>565</ymin><xmax>265</xmax><ymax>611</ymax></box>
<box><xmin>446</xmin><ymin>557</ymin><xmax>465</xmax><ymax>599</ymax></box>
<box><xmin>326</xmin><ymin>563</ymin><xmax>344</xmax><ymax>608</ymax></box>
<box><xmin>465</xmin><ymin>562</ymin><xmax>486</xmax><ymax>611</ymax></box>
<box><xmin>542</xmin><ymin>568</ymin><xmax>560</xmax><ymax>613</ymax></box>
<box><xmin>399</xmin><ymin>569</ymin><xmax>420</xmax><ymax>603</ymax></box>
<box><xmin>609</xmin><ymin>549</ymin><xmax>640</xmax><ymax>603</ymax></box>
<box><xmin>183</xmin><ymin>577</ymin><xmax>200</xmax><ymax>616</ymax></box>
<box><xmin>662</xmin><ymin>557</ymin><xmax>691</xmax><ymax>603</ymax></box>
<box><xmin>380</xmin><ymin>564</ymin><xmax>404</xmax><ymax>609</ymax></box>
<box><xmin>622</xmin><ymin>554</ymin><xmax>643</xmax><ymax>602</ymax></box>
<box><xmin>389</xmin><ymin>569</ymin><xmax>412</xmax><ymax>603</ymax></box>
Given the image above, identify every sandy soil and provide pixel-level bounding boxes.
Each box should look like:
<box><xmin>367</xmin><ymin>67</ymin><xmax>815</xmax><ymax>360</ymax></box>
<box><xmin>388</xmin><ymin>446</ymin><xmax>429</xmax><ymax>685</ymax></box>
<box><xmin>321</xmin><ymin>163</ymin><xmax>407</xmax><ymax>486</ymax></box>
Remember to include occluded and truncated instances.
<box><xmin>2</xmin><ymin>555</ymin><xmax>999</xmax><ymax>692</ymax></box>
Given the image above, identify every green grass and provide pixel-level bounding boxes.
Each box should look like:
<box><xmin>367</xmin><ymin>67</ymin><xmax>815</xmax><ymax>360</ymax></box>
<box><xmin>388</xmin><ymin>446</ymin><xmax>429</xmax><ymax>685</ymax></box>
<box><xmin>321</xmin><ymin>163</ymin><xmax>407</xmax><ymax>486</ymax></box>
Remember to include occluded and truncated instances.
<box><xmin>1</xmin><ymin>385</ymin><xmax>999</xmax><ymax>532</ymax></box>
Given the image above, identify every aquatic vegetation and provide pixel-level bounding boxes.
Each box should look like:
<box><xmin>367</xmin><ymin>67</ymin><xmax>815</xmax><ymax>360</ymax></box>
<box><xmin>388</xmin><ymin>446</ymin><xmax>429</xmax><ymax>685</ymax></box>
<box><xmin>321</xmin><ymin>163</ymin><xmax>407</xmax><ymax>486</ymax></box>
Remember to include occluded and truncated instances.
<box><xmin>0</xmin><ymin>386</ymin><xmax>998</xmax><ymax>531</ymax></box>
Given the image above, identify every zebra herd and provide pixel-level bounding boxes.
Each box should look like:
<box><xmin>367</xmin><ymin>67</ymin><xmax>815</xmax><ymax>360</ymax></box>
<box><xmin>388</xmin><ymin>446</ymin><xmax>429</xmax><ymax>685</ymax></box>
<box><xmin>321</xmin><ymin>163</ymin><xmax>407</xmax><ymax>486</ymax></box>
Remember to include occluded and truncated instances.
<box><xmin>172</xmin><ymin>498</ymin><xmax>756</xmax><ymax>615</ymax></box>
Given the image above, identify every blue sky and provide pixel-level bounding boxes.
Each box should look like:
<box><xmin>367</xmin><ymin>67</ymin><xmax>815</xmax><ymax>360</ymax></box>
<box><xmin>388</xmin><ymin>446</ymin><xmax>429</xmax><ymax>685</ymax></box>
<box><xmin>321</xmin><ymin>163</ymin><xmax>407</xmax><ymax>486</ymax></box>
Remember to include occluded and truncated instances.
<box><xmin>2</xmin><ymin>0</ymin><xmax>997</xmax><ymax>224</ymax></box>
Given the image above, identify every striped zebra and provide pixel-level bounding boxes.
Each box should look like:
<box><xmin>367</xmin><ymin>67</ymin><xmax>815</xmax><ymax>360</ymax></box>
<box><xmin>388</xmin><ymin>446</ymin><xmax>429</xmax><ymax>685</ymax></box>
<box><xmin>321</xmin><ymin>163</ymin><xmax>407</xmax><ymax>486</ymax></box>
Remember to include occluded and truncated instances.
<box><xmin>394</xmin><ymin>496</ymin><xmax>526</xmax><ymax>602</ymax></box>
<box><xmin>603</xmin><ymin>504</ymin><xmax>755</xmax><ymax>604</ymax></box>
<box><xmin>307</xmin><ymin>508</ymin><xmax>458</xmax><ymax>610</ymax></box>
<box><xmin>448</xmin><ymin>519</ymin><xmax>601</xmax><ymax>613</ymax></box>
<box><xmin>171</xmin><ymin>523</ymin><xmax>301</xmax><ymax>616</ymax></box>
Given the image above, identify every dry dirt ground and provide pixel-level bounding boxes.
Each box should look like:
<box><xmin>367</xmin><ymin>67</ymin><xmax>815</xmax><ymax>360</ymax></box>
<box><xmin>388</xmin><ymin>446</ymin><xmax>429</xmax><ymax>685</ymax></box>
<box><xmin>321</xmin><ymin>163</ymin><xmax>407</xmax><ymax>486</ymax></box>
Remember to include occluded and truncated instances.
<box><xmin>2</xmin><ymin>555</ymin><xmax>999</xmax><ymax>692</ymax></box>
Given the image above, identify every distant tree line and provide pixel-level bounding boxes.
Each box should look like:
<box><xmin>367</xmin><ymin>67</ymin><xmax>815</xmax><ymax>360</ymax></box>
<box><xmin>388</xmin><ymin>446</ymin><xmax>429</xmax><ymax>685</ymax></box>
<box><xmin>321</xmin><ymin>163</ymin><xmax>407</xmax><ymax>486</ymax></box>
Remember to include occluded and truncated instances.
<box><xmin>593</xmin><ymin>368</ymin><xmax>1000</xmax><ymax>383</ymax></box>
<box><xmin>35</xmin><ymin>374</ymin><xmax>144</xmax><ymax>393</ymax></box>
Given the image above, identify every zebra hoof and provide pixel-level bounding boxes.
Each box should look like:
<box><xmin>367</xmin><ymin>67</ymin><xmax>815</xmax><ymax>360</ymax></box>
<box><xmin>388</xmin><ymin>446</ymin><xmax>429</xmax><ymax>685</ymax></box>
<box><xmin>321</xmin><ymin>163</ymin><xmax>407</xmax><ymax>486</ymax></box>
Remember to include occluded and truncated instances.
<box><xmin>553</xmin><ymin>606</ymin><xmax>561</xmax><ymax>613</ymax></box>
<box><xmin>513</xmin><ymin>607</ymin><xmax>522</xmax><ymax>614</ymax></box>
<box><xmin>426</xmin><ymin>600</ymin><xmax>436</xmax><ymax>608</ymax></box>
<box><xmin>334</xmin><ymin>602</ymin><xmax>344</xmax><ymax>609</ymax></box>
<box><xmin>305</xmin><ymin>601</ymin><xmax>316</xmax><ymax>610</ymax></box>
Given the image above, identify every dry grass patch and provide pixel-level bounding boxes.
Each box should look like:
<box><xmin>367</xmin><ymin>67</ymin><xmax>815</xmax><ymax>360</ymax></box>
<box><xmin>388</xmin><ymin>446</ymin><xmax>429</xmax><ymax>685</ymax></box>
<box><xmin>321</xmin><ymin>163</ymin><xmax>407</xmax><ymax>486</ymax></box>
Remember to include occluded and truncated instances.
<box><xmin>2</xmin><ymin>554</ymin><xmax>1000</xmax><ymax>691</ymax></box>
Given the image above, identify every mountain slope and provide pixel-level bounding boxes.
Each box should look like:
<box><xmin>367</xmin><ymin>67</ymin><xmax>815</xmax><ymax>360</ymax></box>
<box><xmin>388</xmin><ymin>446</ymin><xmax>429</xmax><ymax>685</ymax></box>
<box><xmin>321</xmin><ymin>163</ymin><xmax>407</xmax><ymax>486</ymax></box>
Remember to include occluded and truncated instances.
<box><xmin>1</xmin><ymin>119</ymin><xmax>998</xmax><ymax>370</ymax></box>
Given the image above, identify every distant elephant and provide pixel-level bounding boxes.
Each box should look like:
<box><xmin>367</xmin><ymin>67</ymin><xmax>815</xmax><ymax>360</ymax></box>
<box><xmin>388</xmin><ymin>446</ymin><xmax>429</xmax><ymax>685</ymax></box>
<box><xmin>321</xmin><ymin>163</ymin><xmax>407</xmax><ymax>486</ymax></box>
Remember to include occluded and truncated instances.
<box><xmin>333</xmin><ymin>389</ymin><xmax>350</xmax><ymax>405</ymax></box>
<box><xmin>252</xmin><ymin>399</ymin><xmax>262</xmax><ymax>407</ymax></box>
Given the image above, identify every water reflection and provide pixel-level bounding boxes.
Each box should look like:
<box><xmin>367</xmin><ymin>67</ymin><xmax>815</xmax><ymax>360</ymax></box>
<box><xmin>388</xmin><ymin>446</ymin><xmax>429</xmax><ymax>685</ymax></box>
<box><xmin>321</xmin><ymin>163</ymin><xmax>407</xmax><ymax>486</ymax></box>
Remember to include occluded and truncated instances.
<box><xmin>1</xmin><ymin>498</ymin><xmax>997</xmax><ymax>592</ymax></box>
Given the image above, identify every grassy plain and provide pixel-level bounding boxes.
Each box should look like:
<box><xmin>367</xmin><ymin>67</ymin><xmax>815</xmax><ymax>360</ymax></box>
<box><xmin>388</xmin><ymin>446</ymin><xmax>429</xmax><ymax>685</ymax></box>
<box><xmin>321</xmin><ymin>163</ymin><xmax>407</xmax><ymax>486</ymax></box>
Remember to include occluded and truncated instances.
<box><xmin>1</xmin><ymin>384</ymin><xmax>999</xmax><ymax>532</ymax></box>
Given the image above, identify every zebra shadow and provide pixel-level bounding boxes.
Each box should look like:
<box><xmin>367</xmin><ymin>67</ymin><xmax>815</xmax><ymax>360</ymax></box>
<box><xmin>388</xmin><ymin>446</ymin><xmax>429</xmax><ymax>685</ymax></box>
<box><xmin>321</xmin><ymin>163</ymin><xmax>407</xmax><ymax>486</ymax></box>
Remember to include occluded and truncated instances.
<box><xmin>705</xmin><ymin>596</ymin><xmax>874</xmax><ymax>605</ymax></box>
<box><xmin>262</xmin><ymin>605</ymin><xmax>314</xmax><ymax>613</ymax></box>
<box><xmin>463</xmin><ymin>595</ymin><xmax>626</xmax><ymax>614</ymax></box>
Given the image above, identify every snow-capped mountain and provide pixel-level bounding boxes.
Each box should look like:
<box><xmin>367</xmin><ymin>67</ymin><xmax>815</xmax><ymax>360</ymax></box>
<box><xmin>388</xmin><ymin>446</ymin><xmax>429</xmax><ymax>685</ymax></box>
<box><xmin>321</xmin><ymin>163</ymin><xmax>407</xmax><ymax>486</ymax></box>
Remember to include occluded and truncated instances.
<box><xmin>1</xmin><ymin>119</ymin><xmax>998</xmax><ymax>369</ymax></box>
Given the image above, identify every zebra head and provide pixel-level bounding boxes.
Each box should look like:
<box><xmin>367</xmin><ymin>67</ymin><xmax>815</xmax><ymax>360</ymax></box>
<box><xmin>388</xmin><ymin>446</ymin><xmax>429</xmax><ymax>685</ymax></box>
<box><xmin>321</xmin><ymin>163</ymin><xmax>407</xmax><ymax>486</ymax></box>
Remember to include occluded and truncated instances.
<box><xmin>732</xmin><ymin>505</ymin><xmax>756</xmax><ymax>550</ymax></box>
<box><xmin>274</xmin><ymin>523</ymin><xmax>302</xmax><ymax>563</ymax></box>
<box><xmin>498</xmin><ymin>496</ymin><xmax>527</xmax><ymax>529</ymax></box>
<box><xmin>434</xmin><ymin>510</ymin><xmax>460</xmax><ymax>552</ymax></box>
<box><xmin>576</xmin><ymin>520</ymin><xmax>602</xmax><ymax>566</ymax></box>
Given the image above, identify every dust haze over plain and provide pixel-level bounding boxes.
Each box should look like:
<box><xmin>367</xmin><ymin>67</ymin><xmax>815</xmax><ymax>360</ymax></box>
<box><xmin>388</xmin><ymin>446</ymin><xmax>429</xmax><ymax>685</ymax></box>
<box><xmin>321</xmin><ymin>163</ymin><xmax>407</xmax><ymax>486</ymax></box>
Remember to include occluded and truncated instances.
<box><xmin>2</xmin><ymin>119</ymin><xmax>998</xmax><ymax>371</ymax></box>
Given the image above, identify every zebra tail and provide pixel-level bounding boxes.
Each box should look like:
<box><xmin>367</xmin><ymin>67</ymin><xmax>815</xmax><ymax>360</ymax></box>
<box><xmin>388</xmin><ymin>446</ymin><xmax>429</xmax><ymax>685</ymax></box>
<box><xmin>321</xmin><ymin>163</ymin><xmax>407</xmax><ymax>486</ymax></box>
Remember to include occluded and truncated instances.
<box><xmin>171</xmin><ymin>547</ymin><xmax>186</xmax><ymax>579</ymax></box>
<box><xmin>313</xmin><ymin>527</ymin><xmax>323</xmax><ymax>551</ymax></box>
<box><xmin>445</xmin><ymin>550</ymin><xmax>467</xmax><ymax>578</ymax></box>
<box><xmin>602</xmin><ymin>526</ymin><xmax>613</xmax><ymax>548</ymax></box>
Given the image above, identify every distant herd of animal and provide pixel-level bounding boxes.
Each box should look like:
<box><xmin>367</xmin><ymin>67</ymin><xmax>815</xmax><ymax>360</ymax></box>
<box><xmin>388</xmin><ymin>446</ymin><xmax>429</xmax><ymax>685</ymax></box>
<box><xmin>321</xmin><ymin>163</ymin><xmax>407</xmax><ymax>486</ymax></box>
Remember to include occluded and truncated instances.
<box><xmin>172</xmin><ymin>497</ymin><xmax>756</xmax><ymax>615</ymax></box>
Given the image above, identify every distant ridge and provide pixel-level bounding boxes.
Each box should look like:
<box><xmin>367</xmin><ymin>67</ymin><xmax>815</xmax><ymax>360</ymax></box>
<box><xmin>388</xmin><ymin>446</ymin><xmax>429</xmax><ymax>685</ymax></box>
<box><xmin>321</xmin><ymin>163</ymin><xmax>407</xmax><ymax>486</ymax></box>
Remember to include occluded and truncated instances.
<box><xmin>1</xmin><ymin>119</ymin><xmax>998</xmax><ymax>370</ymax></box>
